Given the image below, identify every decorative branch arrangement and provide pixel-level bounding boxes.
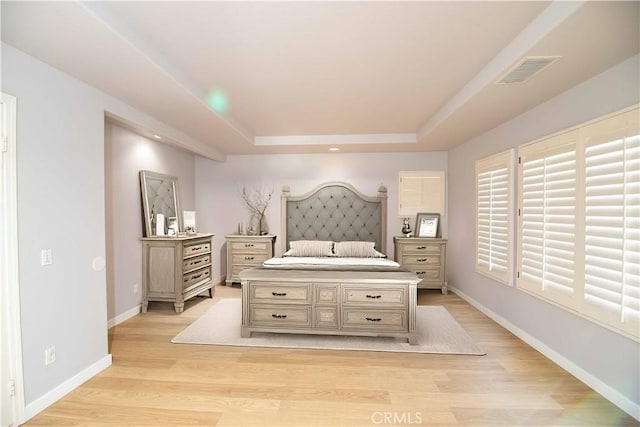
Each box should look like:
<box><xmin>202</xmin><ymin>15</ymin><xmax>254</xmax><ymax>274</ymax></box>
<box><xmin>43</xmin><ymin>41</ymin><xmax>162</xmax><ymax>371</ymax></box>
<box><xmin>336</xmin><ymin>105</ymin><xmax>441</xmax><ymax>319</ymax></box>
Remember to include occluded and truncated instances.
<box><xmin>241</xmin><ymin>185</ymin><xmax>273</xmax><ymax>235</ymax></box>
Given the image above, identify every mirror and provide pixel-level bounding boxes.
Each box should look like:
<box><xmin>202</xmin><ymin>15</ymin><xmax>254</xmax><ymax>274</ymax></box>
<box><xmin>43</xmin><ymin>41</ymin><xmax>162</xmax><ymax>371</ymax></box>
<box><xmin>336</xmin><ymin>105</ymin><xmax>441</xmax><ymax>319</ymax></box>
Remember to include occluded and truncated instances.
<box><xmin>139</xmin><ymin>170</ymin><xmax>182</xmax><ymax>237</ymax></box>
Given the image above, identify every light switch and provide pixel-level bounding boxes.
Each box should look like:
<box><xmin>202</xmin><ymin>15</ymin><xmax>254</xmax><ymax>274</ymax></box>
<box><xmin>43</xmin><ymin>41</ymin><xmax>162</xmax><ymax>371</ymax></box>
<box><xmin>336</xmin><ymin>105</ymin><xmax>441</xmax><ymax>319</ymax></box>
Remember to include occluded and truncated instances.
<box><xmin>40</xmin><ymin>248</ymin><xmax>52</xmax><ymax>266</ymax></box>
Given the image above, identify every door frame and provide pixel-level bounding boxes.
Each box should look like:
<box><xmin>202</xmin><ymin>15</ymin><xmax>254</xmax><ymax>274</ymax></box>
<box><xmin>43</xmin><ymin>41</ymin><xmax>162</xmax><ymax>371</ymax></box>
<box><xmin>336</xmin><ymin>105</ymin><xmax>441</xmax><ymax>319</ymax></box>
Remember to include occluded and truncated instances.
<box><xmin>1</xmin><ymin>92</ymin><xmax>26</xmax><ymax>426</ymax></box>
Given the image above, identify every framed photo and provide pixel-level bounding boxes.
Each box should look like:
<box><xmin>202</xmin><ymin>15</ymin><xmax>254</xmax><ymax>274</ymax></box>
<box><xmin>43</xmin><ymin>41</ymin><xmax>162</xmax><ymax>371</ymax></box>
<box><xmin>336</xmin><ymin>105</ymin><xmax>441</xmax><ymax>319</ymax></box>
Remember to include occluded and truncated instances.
<box><xmin>183</xmin><ymin>211</ymin><xmax>196</xmax><ymax>234</ymax></box>
<box><xmin>415</xmin><ymin>213</ymin><xmax>440</xmax><ymax>238</ymax></box>
<box><xmin>167</xmin><ymin>217</ymin><xmax>179</xmax><ymax>236</ymax></box>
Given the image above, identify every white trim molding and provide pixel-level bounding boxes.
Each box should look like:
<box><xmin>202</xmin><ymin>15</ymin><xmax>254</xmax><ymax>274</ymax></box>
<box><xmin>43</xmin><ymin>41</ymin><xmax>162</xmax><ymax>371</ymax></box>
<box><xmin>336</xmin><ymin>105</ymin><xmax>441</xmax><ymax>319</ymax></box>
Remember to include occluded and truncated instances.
<box><xmin>1</xmin><ymin>92</ymin><xmax>26</xmax><ymax>426</ymax></box>
<box><xmin>255</xmin><ymin>133</ymin><xmax>416</xmax><ymax>146</ymax></box>
<box><xmin>24</xmin><ymin>355</ymin><xmax>112</xmax><ymax>422</ymax></box>
<box><xmin>449</xmin><ymin>285</ymin><xmax>640</xmax><ymax>421</ymax></box>
<box><xmin>107</xmin><ymin>305</ymin><xmax>141</xmax><ymax>329</ymax></box>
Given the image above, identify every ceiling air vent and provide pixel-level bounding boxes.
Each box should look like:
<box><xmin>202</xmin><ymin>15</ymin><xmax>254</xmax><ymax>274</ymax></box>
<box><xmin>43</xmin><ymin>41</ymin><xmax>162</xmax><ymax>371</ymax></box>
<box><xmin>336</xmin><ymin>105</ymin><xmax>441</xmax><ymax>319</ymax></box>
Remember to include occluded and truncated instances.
<box><xmin>497</xmin><ymin>56</ymin><xmax>562</xmax><ymax>84</ymax></box>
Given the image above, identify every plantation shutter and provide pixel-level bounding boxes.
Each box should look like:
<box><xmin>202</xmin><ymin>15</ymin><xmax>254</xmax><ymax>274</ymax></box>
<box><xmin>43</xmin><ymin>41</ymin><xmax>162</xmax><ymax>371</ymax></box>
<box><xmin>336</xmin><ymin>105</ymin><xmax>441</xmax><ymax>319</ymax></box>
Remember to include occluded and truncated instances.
<box><xmin>582</xmin><ymin>109</ymin><xmax>639</xmax><ymax>337</ymax></box>
<box><xmin>518</xmin><ymin>130</ymin><xmax>578</xmax><ymax>307</ymax></box>
<box><xmin>518</xmin><ymin>106</ymin><xmax>639</xmax><ymax>339</ymax></box>
<box><xmin>476</xmin><ymin>149</ymin><xmax>514</xmax><ymax>285</ymax></box>
<box><xmin>398</xmin><ymin>171</ymin><xmax>445</xmax><ymax>216</ymax></box>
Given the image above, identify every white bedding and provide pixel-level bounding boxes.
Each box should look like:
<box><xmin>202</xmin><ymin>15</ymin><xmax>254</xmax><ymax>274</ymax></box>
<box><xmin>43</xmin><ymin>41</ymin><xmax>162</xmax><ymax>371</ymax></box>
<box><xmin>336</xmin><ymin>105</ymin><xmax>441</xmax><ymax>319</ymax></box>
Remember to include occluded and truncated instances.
<box><xmin>263</xmin><ymin>256</ymin><xmax>400</xmax><ymax>268</ymax></box>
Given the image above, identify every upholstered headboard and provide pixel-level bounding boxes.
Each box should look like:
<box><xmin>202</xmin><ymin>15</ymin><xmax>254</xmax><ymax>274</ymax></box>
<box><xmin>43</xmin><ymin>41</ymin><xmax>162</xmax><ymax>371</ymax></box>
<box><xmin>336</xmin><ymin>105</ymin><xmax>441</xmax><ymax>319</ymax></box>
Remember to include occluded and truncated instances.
<box><xmin>281</xmin><ymin>182</ymin><xmax>388</xmax><ymax>254</ymax></box>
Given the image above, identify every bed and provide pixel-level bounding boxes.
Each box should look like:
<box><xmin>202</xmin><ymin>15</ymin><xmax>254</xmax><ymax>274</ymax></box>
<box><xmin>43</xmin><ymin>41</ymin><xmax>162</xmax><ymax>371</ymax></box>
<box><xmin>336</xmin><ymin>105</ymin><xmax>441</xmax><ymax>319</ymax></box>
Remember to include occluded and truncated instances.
<box><xmin>239</xmin><ymin>182</ymin><xmax>420</xmax><ymax>344</ymax></box>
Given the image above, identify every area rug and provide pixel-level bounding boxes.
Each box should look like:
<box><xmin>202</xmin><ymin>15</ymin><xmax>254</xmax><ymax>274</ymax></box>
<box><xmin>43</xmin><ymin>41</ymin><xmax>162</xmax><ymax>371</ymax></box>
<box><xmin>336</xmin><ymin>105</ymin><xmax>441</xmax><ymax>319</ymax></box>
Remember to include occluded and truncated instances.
<box><xmin>172</xmin><ymin>298</ymin><xmax>485</xmax><ymax>355</ymax></box>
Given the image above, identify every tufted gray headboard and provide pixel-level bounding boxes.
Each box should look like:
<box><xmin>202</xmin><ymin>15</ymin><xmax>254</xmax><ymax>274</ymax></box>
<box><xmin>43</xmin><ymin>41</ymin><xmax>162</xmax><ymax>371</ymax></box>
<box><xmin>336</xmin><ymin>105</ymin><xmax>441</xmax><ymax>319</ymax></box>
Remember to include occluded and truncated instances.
<box><xmin>281</xmin><ymin>182</ymin><xmax>388</xmax><ymax>255</ymax></box>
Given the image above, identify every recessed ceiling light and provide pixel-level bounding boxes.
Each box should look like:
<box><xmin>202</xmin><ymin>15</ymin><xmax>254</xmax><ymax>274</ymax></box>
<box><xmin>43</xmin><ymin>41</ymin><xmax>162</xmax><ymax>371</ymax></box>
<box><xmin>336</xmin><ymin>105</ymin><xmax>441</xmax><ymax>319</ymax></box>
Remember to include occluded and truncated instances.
<box><xmin>153</xmin><ymin>135</ymin><xmax>162</xmax><ymax>140</ymax></box>
<box><xmin>329</xmin><ymin>147</ymin><xmax>340</xmax><ymax>151</ymax></box>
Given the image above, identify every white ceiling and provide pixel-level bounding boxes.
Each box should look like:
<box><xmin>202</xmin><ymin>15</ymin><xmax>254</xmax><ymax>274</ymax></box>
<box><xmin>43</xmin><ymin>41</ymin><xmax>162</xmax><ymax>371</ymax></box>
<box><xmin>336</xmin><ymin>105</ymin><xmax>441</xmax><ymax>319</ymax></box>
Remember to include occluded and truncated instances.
<box><xmin>2</xmin><ymin>1</ymin><xmax>638</xmax><ymax>159</ymax></box>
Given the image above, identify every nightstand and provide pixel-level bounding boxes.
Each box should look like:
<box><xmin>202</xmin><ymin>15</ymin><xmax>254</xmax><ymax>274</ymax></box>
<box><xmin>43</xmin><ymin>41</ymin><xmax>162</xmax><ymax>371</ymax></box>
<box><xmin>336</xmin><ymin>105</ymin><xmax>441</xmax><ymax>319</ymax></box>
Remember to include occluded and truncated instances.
<box><xmin>225</xmin><ymin>234</ymin><xmax>276</xmax><ymax>286</ymax></box>
<box><xmin>394</xmin><ymin>237</ymin><xmax>447</xmax><ymax>294</ymax></box>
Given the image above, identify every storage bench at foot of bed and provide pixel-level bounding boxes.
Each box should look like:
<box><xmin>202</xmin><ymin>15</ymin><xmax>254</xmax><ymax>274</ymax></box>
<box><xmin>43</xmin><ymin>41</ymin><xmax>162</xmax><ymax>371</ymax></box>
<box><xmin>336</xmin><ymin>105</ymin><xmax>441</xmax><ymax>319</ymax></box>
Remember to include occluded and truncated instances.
<box><xmin>239</xmin><ymin>269</ymin><xmax>420</xmax><ymax>345</ymax></box>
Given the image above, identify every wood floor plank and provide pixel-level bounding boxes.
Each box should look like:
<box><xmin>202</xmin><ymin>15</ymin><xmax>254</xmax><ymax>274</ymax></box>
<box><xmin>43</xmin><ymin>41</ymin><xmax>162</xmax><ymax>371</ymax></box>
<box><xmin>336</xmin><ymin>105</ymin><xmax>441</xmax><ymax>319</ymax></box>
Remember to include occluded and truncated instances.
<box><xmin>26</xmin><ymin>402</ymin><xmax>221</xmax><ymax>426</ymax></box>
<box><xmin>388</xmin><ymin>391</ymin><xmax>565</xmax><ymax>410</ymax></box>
<box><xmin>25</xmin><ymin>285</ymin><xmax>637</xmax><ymax>426</ymax></box>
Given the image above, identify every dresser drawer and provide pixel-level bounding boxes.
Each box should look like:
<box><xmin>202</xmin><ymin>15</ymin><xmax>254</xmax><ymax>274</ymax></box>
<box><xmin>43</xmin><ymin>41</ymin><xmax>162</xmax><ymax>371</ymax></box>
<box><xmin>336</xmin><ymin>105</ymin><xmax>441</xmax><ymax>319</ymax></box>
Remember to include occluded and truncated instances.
<box><xmin>183</xmin><ymin>253</ymin><xmax>211</xmax><ymax>273</ymax></box>
<box><xmin>230</xmin><ymin>240</ymin><xmax>271</xmax><ymax>253</ymax></box>
<box><xmin>402</xmin><ymin>254</ymin><xmax>441</xmax><ymax>267</ymax></box>
<box><xmin>183</xmin><ymin>241</ymin><xmax>211</xmax><ymax>258</ymax></box>
<box><xmin>401</xmin><ymin>242</ymin><xmax>442</xmax><ymax>254</ymax></box>
<box><xmin>415</xmin><ymin>269</ymin><xmax>442</xmax><ymax>281</ymax></box>
<box><xmin>231</xmin><ymin>253</ymin><xmax>271</xmax><ymax>264</ymax></box>
<box><xmin>342</xmin><ymin>285</ymin><xmax>406</xmax><ymax>307</ymax></box>
<box><xmin>250</xmin><ymin>305</ymin><xmax>312</xmax><ymax>327</ymax></box>
<box><xmin>342</xmin><ymin>309</ymin><xmax>407</xmax><ymax>332</ymax></box>
<box><xmin>230</xmin><ymin>264</ymin><xmax>253</xmax><ymax>279</ymax></box>
<box><xmin>182</xmin><ymin>266</ymin><xmax>211</xmax><ymax>291</ymax></box>
<box><xmin>250</xmin><ymin>283</ymin><xmax>312</xmax><ymax>304</ymax></box>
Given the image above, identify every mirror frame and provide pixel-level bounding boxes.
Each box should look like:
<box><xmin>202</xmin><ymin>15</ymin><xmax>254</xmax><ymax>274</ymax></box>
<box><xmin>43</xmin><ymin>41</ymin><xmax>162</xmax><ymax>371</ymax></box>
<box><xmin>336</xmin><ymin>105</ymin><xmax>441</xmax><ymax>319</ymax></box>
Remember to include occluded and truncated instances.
<box><xmin>139</xmin><ymin>170</ymin><xmax>182</xmax><ymax>237</ymax></box>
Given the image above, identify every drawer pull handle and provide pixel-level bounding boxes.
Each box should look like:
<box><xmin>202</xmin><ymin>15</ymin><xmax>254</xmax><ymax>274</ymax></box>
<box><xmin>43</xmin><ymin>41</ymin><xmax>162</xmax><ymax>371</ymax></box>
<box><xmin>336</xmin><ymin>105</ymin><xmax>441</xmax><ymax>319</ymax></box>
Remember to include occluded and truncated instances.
<box><xmin>417</xmin><ymin>271</ymin><xmax>426</xmax><ymax>275</ymax></box>
<box><xmin>271</xmin><ymin>314</ymin><xmax>287</xmax><ymax>319</ymax></box>
<box><xmin>365</xmin><ymin>317</ymin><xmax>382</xmax><ymax>322</ymax></box>
<box><xmin>245</xmin><ymin>244</ymin><xmax>254</xmax><ymax>247</ymax></box>
<box><xmin>417</xmin><ymin>258</ymin><xmax>428</xmax><ymax>262</ymax></box>
<box><xmin>417</xmin><ymin>246</ymin><xmax>427</xmax><ymax>250</ymax></box>
<box><xmin>190</xmin><ymin>246</ymin><xmax>202</xmax><ymax>251</ymax></box>
<box><xmin>192</xmin><ymin>260</ymin><xmax>202</xmax><ymax>265</ymax></box>
<box><xmin>191</xmin><ymin>273</ymin><xmax>203</xmax><ymax>280</ymax></box>
<box><xmin>366</xmin><ymin>295</ymin><xmax>382</xmax><ymax>299</ymax></box>
<box><xmin>245</xmin><ymin>256</ymin><xmax>255</xmax><ymax>260</ymax></box>
<box><xmin>272</xmin><ymin>292</ymin><xmax>287</xmax><ymax>297</ymax></box>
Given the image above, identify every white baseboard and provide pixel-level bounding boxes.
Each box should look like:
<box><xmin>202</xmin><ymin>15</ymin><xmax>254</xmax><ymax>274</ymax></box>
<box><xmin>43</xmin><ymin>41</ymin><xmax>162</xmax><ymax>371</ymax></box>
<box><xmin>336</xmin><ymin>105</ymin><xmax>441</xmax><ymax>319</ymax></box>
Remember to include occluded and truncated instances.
<box><xmin>25</xmin><ymin>354</ymin><xmax>112</xmax><ymax>422</ymax></box>
<box><xmin>449</xmin><ymin>285</ymin><xmax>640</xmax><ymax>421</ymax></box>
<box><xmin>108</xmin><ymin>304</ymin><xmax>141</xmax><ymax>329</ymax></box>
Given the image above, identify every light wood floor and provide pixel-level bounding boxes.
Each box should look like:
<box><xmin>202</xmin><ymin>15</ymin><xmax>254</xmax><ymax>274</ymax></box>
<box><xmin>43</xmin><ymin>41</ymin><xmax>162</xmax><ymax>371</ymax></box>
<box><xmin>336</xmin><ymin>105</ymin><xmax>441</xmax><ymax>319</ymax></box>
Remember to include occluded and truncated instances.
<box><xmin>27</xmin><ymin>285</ymin><xmax>637</xmax><ymax>426</ymax></box>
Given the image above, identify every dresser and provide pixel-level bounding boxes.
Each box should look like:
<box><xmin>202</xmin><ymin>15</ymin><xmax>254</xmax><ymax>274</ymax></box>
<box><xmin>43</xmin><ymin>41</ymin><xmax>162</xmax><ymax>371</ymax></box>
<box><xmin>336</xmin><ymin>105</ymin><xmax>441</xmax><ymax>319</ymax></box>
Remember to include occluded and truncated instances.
<box><xmin>394</xmin><ymin>237</ymin><xmax>447</xmax><ymax>294</ymax></box>
<box><xmin>239</xmin><ymin>269</ymin><xmax>420</xmax><ymax>344</ymax></box>
<box><xmin>225</xmin><ymin>234</ymin><xmax>276</xmax><ymax>286</ymax></box>
<box><xmin>141</xmin><ymin>233</ymin><xmax>214</xmax><ymax>313</ymax></box>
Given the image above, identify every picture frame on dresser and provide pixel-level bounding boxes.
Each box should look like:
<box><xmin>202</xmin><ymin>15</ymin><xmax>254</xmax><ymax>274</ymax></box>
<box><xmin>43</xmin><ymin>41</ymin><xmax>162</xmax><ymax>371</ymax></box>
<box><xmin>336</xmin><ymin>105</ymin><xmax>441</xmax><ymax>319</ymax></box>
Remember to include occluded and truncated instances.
<box><xmin>415</xmin><ymin>212</ymin><xmax>440</xmax><ymax>238</ymax></box>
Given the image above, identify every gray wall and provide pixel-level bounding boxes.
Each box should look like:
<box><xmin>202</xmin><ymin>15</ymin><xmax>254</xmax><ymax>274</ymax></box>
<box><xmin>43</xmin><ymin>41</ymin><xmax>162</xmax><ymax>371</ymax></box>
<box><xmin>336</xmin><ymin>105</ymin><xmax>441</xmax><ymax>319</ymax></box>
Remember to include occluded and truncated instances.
<box><xmin>1</xmin><ymin>43</ymin><xmax>208</xmax><ymax>410</ymax></box>
<box><xmin>195</xmin><ymin>151</ymin><xmax>448</xmax><ymax>283</ymax></box>
<box><xmin>447</xmin><ymin>54</ymin><xmax>640</xmax><ymax>409</ymax></box>
<box><xmin>2</xmin><ymin>44</ymin><xmax>109</xmax><ymax>404</ymax></box>
<box><xmin>105</xmin><ymin>123</ymin><xmax>196</xmax><ymax>322</ymax></box>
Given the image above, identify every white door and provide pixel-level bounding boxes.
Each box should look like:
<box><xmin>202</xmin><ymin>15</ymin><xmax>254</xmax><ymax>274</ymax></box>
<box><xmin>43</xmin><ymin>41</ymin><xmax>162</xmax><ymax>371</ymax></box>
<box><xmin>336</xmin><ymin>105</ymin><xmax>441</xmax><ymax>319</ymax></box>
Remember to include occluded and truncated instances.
<box><xmin>1</xmin><ymin>93</ymin><xmax>25</xmax><ymax>426</ymax></box>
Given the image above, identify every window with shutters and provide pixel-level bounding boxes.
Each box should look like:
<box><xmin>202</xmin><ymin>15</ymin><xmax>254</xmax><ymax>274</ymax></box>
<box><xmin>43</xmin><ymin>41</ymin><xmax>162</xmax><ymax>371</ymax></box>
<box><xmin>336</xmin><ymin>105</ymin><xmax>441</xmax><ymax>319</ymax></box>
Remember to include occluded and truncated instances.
<box><xmin>475</xmin><ymin>149</ymin><xmax>514</xmax><ymax>285</ymax></box>
<box><xmin>517</xmin><ymin>106</ymin><xmax>639</xmax><ymax>340</ymax></box>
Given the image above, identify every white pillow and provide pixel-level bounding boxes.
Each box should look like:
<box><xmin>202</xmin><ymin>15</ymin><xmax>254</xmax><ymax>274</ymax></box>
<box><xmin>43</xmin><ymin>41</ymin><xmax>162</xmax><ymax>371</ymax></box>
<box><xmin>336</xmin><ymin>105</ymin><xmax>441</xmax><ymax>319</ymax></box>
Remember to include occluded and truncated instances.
<box><xmin>287</xmin><ymin>240</ymin><xmax>334</xmax><ymax>257</ymax></box>
<box><xmin>334</xmin><ymin>241</ymin><xmax>384</xmax><ymax>258</ymax></box>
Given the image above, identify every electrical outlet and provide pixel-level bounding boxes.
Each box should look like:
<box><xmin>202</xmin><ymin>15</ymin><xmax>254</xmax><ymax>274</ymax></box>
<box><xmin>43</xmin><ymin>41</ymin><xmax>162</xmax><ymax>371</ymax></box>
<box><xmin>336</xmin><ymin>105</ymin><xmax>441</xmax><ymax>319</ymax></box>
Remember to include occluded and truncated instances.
<box><xmin>40</xmin><ymin>248</ymin><xmax>53</xmax><ymax>266</ymax></box>
<box><xmin>133</xmin><ymin>283</ymin><xmax>139</xmax><ymax>294</ymax></box>
<box><xmin>45</xmin><ymin>346</ymin><xmax>56</xmax><ymax>365</ymax></box>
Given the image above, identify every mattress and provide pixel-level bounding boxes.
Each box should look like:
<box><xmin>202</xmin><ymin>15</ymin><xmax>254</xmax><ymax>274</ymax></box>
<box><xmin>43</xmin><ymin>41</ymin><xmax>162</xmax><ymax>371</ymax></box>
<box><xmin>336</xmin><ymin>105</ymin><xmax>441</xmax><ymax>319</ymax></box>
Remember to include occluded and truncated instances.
<box><xmin>262</xmin><ymin>256</ymin><xmax>401</xmax><ymax>271</ymax></box>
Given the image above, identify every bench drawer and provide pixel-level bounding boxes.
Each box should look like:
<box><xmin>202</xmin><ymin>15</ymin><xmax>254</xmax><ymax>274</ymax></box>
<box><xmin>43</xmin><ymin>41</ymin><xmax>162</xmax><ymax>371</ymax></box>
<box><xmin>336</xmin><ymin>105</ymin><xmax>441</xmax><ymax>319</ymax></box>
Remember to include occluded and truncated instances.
<box><xmin>342</xmin><ymin>309</ymin><xmax>407</xmax><ymax>332</ymax></box>
<box><xmin>250</xmin><ymin>305</ymin><xmax>312</xmax><ymax>327</ymax></box>
<box><xmin>342</xmin><ymin>285</ymin><xmax>406</xmax><ymax>307</ymax></box>
<box><xmin>250</xmin><ymin>283</ymin><xmax>312</xmax><ymax>304</ymax></box>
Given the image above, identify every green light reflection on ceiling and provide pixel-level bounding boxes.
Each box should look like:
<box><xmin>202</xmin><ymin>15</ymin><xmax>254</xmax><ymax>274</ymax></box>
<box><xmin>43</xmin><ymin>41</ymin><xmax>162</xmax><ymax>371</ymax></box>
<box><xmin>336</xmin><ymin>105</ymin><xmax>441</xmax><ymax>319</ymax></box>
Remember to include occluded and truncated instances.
<box><xmin>207</xmin><ymin>89</ymin><xmax>228</xmax><ymax>113</ymax></box>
